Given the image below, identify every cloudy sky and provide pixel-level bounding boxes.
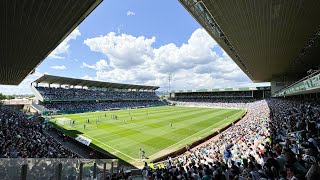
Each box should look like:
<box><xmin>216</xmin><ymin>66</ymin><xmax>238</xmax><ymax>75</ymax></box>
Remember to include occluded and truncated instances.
<box><xmin>0</xmin><ymin>0</ymin><xmax>268</xmax><ymax>95</ymax></box>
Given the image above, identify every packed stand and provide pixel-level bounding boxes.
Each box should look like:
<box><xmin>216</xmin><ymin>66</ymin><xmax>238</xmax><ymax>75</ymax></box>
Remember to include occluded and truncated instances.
<box><xmin>174</xmin><ymin>91</ymin><xmax>253</xmax><ymax>99</ymax></box>
<box><xmin>142</xmin><ymin>98</ymin><xmax>320</xmax><ymax>180</ymax></box>
<box><xmin>36</xmin><ymin>87</ymin><xmax>158</xmax><ymax>100</ymax></box>
<box><xmin>42</xmin><ymin>100</ymin><xmax>166</xmax><ymax>111</ymax></box>
<box><xmin>169</xmin><ymin>98</ymin><xmax>256</xmax><ymax>109</ymax></box>
<box><xmin>0</xmin><ymin>108</ymin><xmax>79</xmax><ymax>158</ymax></box>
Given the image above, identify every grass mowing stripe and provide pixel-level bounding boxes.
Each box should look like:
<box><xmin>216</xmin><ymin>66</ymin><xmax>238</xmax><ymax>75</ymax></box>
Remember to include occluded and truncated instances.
<box><xmin>57</xmin><ymin>109</ymin><xmax>235</xmax><ymax>149</ymax></box>
<box><xmin>82</xmin><ymin>134</ymin><xmax>139</xmax><ymax>161</ymax></box>
<box><xmin>148</xmin><ymin>110</ymin><xmax>245</xmax><ymax>158</ymax></box>
<box><xmin>92</xmin><ymin>109</ymin><xmax>239</xmax><ymax>157</ymax></box>
<box><xmin>52</xmin><ymin>106</ymin><xmax>245</xmax><ymax>165</ymax></box>
<box><xmin>97</xmin><ymin>108</ymin><xmax>226</xmax><ymax>144</ymax></box>
<box><xmin>132</xmin><ymin>108</ymin><xmax>224</xmax><ymax>128</ymax></box>
<box><xmin>90</xmin><ymin>108</ymin><xmax>217</xmax><ymax>140</ymax></box>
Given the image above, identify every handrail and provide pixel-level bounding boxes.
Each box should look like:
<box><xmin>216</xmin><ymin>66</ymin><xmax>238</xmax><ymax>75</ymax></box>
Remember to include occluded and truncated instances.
<box><xmin>31</xmin><ymin>85</ymin><xmax>44</xmax><ymax>101</ymax></box>
<box><xmin>31</xmin><ymin>101</ymin><xmax>45</xmax><ymax>113</ymax></box>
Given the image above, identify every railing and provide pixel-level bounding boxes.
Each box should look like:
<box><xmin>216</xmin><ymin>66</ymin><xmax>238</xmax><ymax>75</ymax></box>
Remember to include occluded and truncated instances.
<box><xmin>31</xmin><ymin>86</ymin><xmax>44</xmax><ymax>102</ymax></box>
<box><xmin>0</xmin><ymin>158</ymin><xmax>118</xmax><ymax>180</ymax></box>
<box><xmin>31</xmin><ymin>101</ymin><xmax>45</xmax><ymax>113</ymax></box>
<box><xmin>272</xmin><ymin>70</ymin><xmax>320</xmax><ymax>97</ymax></box>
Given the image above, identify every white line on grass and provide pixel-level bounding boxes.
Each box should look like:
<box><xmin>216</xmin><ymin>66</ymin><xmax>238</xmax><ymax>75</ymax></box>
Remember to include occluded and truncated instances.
<box><xmin>62</xmin><ymin>108</ymin><xmax>244</xmax><ymax>162</ymax></box>
<box><xmin>83</xmin><ymin>135</ymin><xmax>140</xmax><ymax>162</ymax></box>
<box><xmin>91</xmin><ymin>109</ymin><xmax>231</xmax><ymax>151</ymax></box>
<box><xmin>148</xmin><ymin>111</ymin><xmax>243</xmax><ymax>158</ymax></box>
<box><xmin>79</xmin><ymin>109</ymin><xmax>215</xmax><ymax>161</ymax></box>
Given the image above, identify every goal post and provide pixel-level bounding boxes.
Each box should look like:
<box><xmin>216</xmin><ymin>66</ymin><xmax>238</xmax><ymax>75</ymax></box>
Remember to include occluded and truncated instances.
<box><xmin>55</xmin><ymin>117</ymin><xmax>72</xmax><ymax>126</ymax></box>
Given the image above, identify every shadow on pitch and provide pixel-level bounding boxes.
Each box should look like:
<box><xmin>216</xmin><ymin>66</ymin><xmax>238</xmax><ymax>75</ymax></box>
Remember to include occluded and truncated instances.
<box><xmin>65</xmin><ymin>129</ymin><xmax>84</xmax><ymax>136</ymax></box>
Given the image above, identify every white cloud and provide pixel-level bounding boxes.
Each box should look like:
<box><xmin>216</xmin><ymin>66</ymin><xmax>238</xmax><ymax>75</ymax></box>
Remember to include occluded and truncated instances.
<box><xmin>126</xmin><ymin>11</ymin><xmax>135</xmax><ymax>16</ymax></box>
<box><xmin>0</xmin><ymin>28</ymin><xmax>267</xmax><ymax>96</ymax></box>
<box><xmin>82</xmin><ymin>62</ymin><xmax>96</xmax><ymax>69</ymax></box>
<box><xmin>153</xmin><ymin>29</ymin><xmax>219</xmax><ymax>73</ymax></box>
<box><xmin>82</xmin><ymin>75</ymin><xmax>94</xmax><ymax>80</ymax></box>
<box><xmin>83</xmin><ymin>28</ymin><xmax>256</xmax><ymax>90</ymax></box>
<box><xmin>84</xmin><ymin>32</ymin><xmax>155</xmax><ymax>69</ymax></box>
<box><xmin>50</xmin><ymin>65</ymin><xmax>66</xmax><ymax>70</ymax></box>
<box><xmin>81</xmin><ymin>59</ymin><xmax>113</xmax><ymax>71</ymax></box>
<box><xmin>48</xmin><ymin>28</ymin><xmax>81</xmax><ymax>59</ymax></box>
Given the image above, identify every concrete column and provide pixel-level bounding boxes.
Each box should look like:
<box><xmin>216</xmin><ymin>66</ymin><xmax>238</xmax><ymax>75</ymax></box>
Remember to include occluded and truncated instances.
<box><xmin>57</xmin><ymin>163</ymin><xmax>62</xmax><ymax>180</ymax></box>
<box><xmin>103</xmin><ymin>163</ymin><xmax>106</xmax><ymax>180</ymax></box>
<box><xmin>111</xmin><ymin>162</ymin><xmax>114</xmax><ymax>176</ymax></box>
<box><xmin>79</xmin><ymin>163</ymin><xmax>83</xmax><ymax>180</ymax></box>
<box><xmin>21</xmin><ymin>164</ymin><xmax>28</xmax><ymax>180</ymax></box>
<box><xmin>93</xmin><ymin>163</ymin><xmax>97</xmax><ymax>179</ymax></box>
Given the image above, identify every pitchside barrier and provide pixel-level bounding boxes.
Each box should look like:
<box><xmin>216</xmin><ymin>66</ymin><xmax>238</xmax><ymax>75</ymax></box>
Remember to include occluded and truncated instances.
<box><xmin>152</xmin><ymin>110</ymin><xmax>248</xmax><ymax>163</ymax></box>
<box><xmin>0</xmin><ymin>158</ymin><xmax>118</xmax><ymax>180</ymax></box>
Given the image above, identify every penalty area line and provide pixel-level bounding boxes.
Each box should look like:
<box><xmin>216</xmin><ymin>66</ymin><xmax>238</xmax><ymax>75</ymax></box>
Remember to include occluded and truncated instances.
<box><xmin>148</xmin><ymin>116</ymin><xmax>232</xmax><ymax>158</ymax></box>
<box><xmin>82</xmin><ymin>135</ymin><xmax>141</xmax><ymax>162</ymax></box>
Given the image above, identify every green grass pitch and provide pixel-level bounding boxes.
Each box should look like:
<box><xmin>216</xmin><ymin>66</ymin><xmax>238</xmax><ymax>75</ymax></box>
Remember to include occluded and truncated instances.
<box><xmin>51</xmin><ymin>106</ymin><xmax>245</xmax><ymax>165</ymax></box>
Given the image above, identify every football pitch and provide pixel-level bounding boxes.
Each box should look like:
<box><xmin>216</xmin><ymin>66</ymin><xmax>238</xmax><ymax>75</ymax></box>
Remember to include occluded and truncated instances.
<box><xmin>51</xmin><ymin>106</ymin><xmax>245</xmax><ymax>165</ymax></box>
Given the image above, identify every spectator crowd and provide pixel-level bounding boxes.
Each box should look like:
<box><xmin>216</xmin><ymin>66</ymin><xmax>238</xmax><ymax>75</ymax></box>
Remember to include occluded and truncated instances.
<box><xmin>42</xmin><ymin>101</ymin><xmax>166</xmax><ymax>112</ymax></box>
<box><xmin>36</xmin><ymin>87</ymin><xmax>159</xmax><ymax>101</ymax></box>
<box><xmin>1</xmin><ymin>95</ymin><xmax>320</xmax><ymax>179</ymax></box>
<box><xmin>141</xmin><ymin>98</ymin><xmax>320</xmax><ymax>180</ymax></box>
<box><xmin>0</xmin><ymin>108</ymin><xmax>78</xmax><ymax>158</ymax></box>
<box><xmin>174</xmin><ymin>91</ymin><xmax>253</xmax><ymax>99</ymax></box>
<box><xmin>169</xmin><ymin>98</ymin><xmax>256</xmax><ymax>109</ymax></box>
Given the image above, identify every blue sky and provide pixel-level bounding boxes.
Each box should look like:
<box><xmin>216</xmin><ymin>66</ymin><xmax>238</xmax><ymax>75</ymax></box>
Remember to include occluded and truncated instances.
<box><xmin>0</xmin><ymin>0</ymin><xmax>267</xmax><ymax>95</ymax></box>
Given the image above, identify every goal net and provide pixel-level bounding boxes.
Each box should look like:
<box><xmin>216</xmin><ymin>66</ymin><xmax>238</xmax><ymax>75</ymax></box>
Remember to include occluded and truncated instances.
<box><xmin>55</xmin><ymin>117</ymin><xmax>72</xmax><ymax>126</ymax></box>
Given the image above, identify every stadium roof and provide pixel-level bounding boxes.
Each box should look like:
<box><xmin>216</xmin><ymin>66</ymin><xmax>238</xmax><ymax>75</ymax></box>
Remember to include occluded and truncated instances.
<box><xmin>179</xmin><ymin>0</ymin><xmax>320</xmax><ymax>82</ymax></box>
<box><xmin>33</xmin><ymin>75</ymin><xmax>160</xmax><ymax>90</ymax></box>
<box><xmin>0</xmin><ymin>0</ymin><xmax>102</xmax><ymax>85</ymax></box>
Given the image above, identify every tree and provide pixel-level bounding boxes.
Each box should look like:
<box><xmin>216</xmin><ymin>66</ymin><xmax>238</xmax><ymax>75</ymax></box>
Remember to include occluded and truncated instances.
<box><xmin>7</xmin><ymin>95</ymin><xmax>15</xmax><ymax>100</ymax></box>
<box><xmin>160</xmin><ymin>95</ymin><xmax>165</xmax><ymax>100</ymax></box>
<box><xmin>0</xmin><ymin>93</ymin><xmax>5</xmax><ymax>100</ymax></box>
<box><xmin>0</xmin><ymin>93</ymin><xmax>15</xmax><ymax>100</ymax></box>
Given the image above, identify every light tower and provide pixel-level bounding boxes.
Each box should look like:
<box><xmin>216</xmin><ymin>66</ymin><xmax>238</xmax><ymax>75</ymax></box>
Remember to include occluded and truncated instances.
<box><xmin>168</xmin><ymin>73</ymin><xmax>173</xmax><ymax>98</ymax></box>
<box><xmin>168</xmin><ymin>73</ymin><xmax>172</xmax><ymax>92</ymax></box>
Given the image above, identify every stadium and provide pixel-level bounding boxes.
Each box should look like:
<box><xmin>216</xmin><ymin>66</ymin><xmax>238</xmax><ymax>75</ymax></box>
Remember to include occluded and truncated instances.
<box><xmin>1</xmin><ymin>0</ymin><xmax>320</xmax><ymax>179</ymax></box>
